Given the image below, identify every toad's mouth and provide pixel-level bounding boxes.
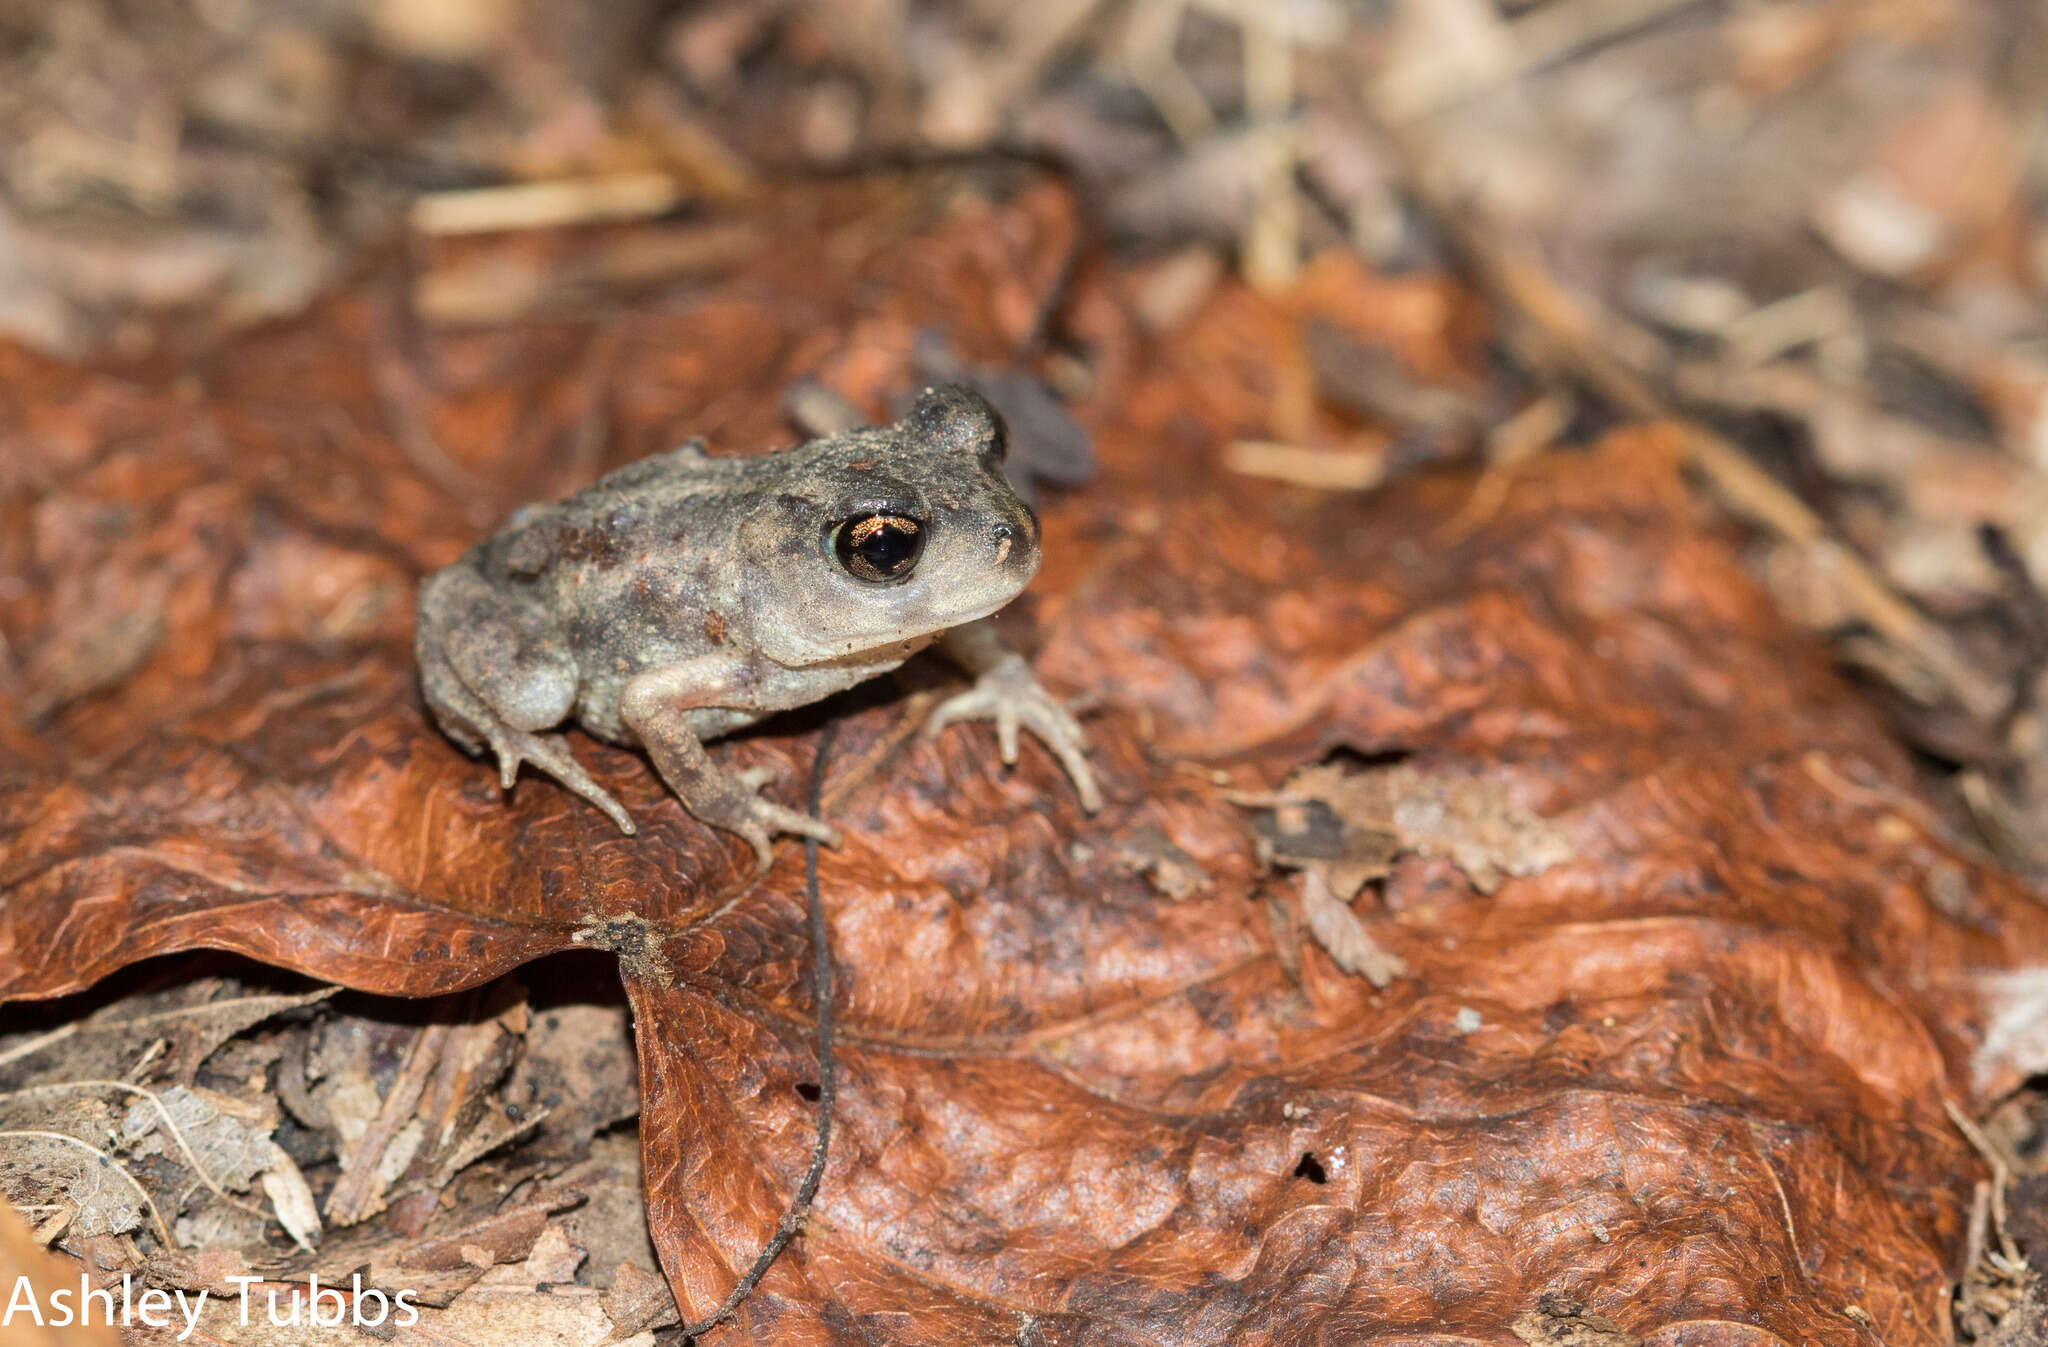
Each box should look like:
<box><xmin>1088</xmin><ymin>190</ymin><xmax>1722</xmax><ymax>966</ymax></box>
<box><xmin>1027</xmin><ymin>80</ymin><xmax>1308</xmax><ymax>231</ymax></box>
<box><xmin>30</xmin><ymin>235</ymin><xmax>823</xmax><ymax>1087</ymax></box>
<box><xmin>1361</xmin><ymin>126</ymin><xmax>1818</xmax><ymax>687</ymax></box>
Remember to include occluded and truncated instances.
<box><xmin>794</xmin><ymin>628</ymin><xmax>948</xmax><ymax>671</ymax></box>
<box><xmin>951</xmin><ymin>582</ymin><xmax>1033</xmax><ymax>627</ymax></box>
<box><xmin>786</xmin><ymin>582</ymin><xmax>1033</xmax><ymax>668</ymax></box>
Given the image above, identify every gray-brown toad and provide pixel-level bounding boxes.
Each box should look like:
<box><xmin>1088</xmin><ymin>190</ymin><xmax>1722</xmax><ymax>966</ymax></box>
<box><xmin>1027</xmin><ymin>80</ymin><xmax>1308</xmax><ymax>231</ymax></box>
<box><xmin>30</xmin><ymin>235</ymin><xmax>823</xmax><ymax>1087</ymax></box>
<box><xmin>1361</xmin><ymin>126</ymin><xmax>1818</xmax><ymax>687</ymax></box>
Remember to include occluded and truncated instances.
<box><xmin>415</xmin><ymin>386</ymin><xmax>1099</xmax><ymax>867</ymax></box>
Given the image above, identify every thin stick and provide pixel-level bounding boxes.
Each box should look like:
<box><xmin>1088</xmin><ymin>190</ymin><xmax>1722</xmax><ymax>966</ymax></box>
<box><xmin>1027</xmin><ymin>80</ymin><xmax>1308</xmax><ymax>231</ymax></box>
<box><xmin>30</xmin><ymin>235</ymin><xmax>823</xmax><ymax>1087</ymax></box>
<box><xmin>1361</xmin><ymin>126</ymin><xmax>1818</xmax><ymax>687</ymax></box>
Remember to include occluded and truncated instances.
<box><xmin>1946</xmin><ymin>1098</ymin><xmax>2021</xmax><ymax>1266</ymax></box>
<box><xmin>324</xmin><ymin>1020</ymin><xmax>451</xmax><ymax>1225</ymax></box>
<box><xmin>408</xmin><ymin>173</ymin><xmax>684</xmax><ymax>237</ymax></box>
<box><xmin>0</xmin><ymin>1025</ymin><xmax>77</xmax><ymax>1070</ymax></box>
<box><xmin>682</xmin><ymin>723</ymin><xmax>839</xmax><ymax>1341</ymax></box>
<box><xmin>1376</xmin><ymin>0</ymin><xmax>1709</xmax><ymax>123</ymax></box>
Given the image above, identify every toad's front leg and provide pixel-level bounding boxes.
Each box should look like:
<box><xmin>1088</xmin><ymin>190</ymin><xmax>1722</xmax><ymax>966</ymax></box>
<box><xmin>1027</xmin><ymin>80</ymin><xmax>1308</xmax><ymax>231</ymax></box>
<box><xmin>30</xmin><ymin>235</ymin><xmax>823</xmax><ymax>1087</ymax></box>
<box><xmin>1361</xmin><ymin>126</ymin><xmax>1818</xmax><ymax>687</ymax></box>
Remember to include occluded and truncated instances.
<box><xmin>619</xmin><ymin>661</ymin><xmax>841</xmax><ymax>872</ymax></box>
<box><xmin>926</xmin><ymin>619</ymin><xmax>1101</xmax><ymax>812</ymax></box>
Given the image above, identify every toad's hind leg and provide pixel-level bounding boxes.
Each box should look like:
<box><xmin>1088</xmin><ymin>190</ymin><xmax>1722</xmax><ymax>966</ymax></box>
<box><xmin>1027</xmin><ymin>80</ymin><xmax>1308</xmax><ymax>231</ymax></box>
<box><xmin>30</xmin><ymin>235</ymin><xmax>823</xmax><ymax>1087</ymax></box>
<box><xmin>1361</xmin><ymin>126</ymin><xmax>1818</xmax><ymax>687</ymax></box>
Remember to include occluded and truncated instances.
<box><xmin>415</xmin><ymin>566</ymin><xmax>636</xmax><ymax>833</ymax></box>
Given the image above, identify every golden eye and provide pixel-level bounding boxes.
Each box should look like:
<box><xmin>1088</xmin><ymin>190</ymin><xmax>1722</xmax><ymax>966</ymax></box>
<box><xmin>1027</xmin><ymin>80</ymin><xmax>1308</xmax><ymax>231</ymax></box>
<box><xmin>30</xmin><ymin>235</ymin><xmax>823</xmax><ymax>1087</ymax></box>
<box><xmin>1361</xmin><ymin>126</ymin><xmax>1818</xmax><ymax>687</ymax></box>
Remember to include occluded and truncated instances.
<box><xmin>833</xmin><ymin>513</ymin><xmax>924</xmax><ymax>582</ymax></box>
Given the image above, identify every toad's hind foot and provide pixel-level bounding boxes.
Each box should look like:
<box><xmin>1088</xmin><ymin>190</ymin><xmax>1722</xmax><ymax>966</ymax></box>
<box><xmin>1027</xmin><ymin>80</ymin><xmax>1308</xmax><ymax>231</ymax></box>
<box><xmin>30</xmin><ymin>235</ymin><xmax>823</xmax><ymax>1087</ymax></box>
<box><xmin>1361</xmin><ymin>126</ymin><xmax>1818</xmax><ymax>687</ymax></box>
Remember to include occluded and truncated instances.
<box><xmin>487</xmin><ymin>726</ymin><xmax>637</xmax><ymax>834</ymax></box>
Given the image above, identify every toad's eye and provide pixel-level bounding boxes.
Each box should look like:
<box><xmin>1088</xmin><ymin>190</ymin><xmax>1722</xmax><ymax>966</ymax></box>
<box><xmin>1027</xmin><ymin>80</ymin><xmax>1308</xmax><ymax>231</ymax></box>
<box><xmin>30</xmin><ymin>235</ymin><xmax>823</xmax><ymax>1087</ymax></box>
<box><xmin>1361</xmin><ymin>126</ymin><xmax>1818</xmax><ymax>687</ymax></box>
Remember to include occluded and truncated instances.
<box><xmin>832</xmin><ymin>513</ymin><xmax>924</xmax><ymax>582</ymax></box>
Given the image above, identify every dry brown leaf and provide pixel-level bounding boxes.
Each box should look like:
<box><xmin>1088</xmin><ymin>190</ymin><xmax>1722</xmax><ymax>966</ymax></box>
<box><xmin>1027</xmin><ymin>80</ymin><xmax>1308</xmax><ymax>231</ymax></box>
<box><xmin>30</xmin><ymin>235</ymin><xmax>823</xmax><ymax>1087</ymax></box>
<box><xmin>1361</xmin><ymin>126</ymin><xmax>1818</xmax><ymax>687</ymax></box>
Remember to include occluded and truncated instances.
<box><xmin>1296</xmin><ymin>866</ymin><xmax>1406</xmax><ymax>988</ymax></box>
<box><xmin>427</xmin><ymin>1287</ymin><xmax>657</xmax><ymax>1347</ymax></box>
<box><xmin>502</xmin><ymin>1000</ymin><xmax>639</xmax><ymax>1155</ymax></box>
<box><xmin>260</xmin><ymin>1151</ymin><xmax>322</xmax><ymax>1253</ymax></box>
<box><xmin>121</xmin><ymin>1085</ymin><xmax>275</xmax><ymax>1192</ymax></box>
<box><xmin>599</xmin><ymin>1258</ymin><xmax>681</xmax><ymax>1337</ymax></box>
<box><xmin>0</xmin><ymin>985</ymin><xmax>334</xmax><ymax>1093</ymax></box>
<box><xmin>1</xmin><ymin>172</ymin><xmax>2041</xmax><ymax>1347</ymax></box>
<box><xmin>0</xmin><ymin>1130</ymin><xmax>154</xmax><ymax>1244</ymax></box>
<box><xmin>1271</xmin><ymin>759</ymin><xmax>1575</xmax><ymax>896</ymax></box>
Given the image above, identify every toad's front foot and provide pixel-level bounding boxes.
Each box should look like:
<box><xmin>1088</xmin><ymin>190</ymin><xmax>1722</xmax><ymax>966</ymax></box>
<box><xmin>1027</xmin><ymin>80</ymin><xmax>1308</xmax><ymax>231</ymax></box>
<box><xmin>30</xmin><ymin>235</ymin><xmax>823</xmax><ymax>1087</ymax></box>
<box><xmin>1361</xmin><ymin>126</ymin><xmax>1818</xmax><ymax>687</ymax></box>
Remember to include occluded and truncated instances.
<box><xmin>926</xmin><ymin>653</ymin><xmax>1101</xmax><ymax>812</ymax></box>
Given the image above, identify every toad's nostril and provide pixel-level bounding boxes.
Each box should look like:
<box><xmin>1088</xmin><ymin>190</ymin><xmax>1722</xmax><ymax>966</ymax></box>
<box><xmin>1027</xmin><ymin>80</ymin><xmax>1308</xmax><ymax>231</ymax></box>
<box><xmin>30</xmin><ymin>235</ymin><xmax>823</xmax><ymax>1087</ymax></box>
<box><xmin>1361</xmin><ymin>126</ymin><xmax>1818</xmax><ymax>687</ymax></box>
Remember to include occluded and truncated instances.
<box><xmin>992</xmin><ymin>521</ymin><xmax>1015</xmax><ymax>565</ymax></box>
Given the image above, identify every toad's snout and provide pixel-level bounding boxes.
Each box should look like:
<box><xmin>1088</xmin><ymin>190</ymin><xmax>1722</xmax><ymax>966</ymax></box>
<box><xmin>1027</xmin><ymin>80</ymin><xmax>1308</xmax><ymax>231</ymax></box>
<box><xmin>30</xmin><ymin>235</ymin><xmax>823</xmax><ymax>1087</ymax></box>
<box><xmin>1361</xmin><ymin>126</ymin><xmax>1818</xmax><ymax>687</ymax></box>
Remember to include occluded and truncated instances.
<box><xmin>990</xmin><ymin>506</ymin><xmax>1040</xmax><ymax>573</ymax></box>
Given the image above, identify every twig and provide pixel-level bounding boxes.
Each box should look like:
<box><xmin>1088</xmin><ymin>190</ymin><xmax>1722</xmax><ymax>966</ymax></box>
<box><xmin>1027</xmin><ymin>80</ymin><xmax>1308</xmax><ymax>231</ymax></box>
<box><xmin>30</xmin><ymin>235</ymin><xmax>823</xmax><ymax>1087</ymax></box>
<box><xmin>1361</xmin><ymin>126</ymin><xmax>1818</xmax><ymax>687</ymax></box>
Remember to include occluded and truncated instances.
<box><xmin>0</xmin><ymin>1025</ymin><xmax>78</xmax><ymax>1070</ymax></box>
<box><xmin>0</xmin><ymin>990</ymin><xmax>338</xmax><ymax>1072</ymax></box>
<box><xmin>682</xmin><ymin>723</ymin><xmax>840</xmax><ymax>1341</ymax></box>
<box><xmin>564</xmin><ymin>320</ymin><xmax>626</xmax><ymax>488</ymax></box>
<box><xmin>1121</xmin><ymin>0</ymin><xmax>1216</xmax><ymax>144</ymax></box>
<box><xmin>1376</xmin><ymin>0</ymin><xmax>1711</xmax><ymax>123</ymax></box>
<box><xmin>1240</xmin><ymin>14</ymin><xmax>1301</xmax><ymax>290</ymax></box>
<box><xmin>924</xmin><ymin>0</ymin><xmax>1108</xmax><ymax>145</ymax></box>
<box><xmin>324</xmin><ymin>1020</ymin><xmax>452</xmax><ymax>1226</ymax></box>
<box><xmin>1224</xmin><ymin>439</ymin><xmax>1385</xmax><ymax>491</ymax></box>
<box><xmin>1365</xmin><ymin>104</ymin><xmax>2011</xmax><ymax>722</ymax></box>
<box><xmin>1946</xmin><ymin>1098</ymin><xmax>2021</xmax><ymax>1266</ymax></box>
<box><xmin>1962</xmin><ymin>1178</ymin><xmax>1992</xmax><ymax>1288</ymax></box>
<box><xmin>370</xmin><ymin>281</ymin><xmax>493</xmax><ymax>507</ymax></box>
<box><xmin>408</xmin><ymin>173</ymin><xmax>684</xmax><ymax>237</ymax></box>
<box><xmin>399</xmin><ymin>1108</ymin><xmax>551</xmax><ymax>1198</ymax></box>
<box><xmin>1509</xmin><ymin>0</ymin><xmax>1713</xmax><ymax>84</ymax></box>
